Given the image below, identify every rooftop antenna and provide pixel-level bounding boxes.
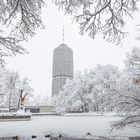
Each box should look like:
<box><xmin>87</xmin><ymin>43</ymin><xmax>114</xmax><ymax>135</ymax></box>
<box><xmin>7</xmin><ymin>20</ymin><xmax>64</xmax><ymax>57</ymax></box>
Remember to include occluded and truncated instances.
<box><xmin>62</xmin><ymin>25</ymin><xmax>64</xmax><ymax>43</ymax></box>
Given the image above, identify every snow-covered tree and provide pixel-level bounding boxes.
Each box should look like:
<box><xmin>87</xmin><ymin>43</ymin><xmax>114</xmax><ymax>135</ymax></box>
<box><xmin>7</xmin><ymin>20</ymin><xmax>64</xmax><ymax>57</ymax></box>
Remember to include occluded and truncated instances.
<box><xmin>124</xmin><ymin>47</ymin><xmax>140</xmax><ymax>83</ymax></box>
<box><xmin>0</xmin><ymin>67</ymin><xmax>33</xmax><ymax>111</ymax></box>
<box><xmin>18</xmin><ymin>78</ymin><xmax>33</xmax><ymax>110</ymax></box>
<box><xmin>0</xmin><ymin>66</ymin><xmax>8</xmax><ymax>106</ymax></box>
<box><xmin>92</xmin><ymin>64</ymin><xmax>120</xmax><ymax>111</ymax></box>
<box><xmin>113</xmin><ymin>48</ymin><xmax>140</xmax><ymax>129</ymax></box>
<box><xmin>4</xmin><ymin>71</ymin><xmax>21</xmax><ymax>111</ymax></box>
<box><xmin>99</xmin><ymin>47</ymin><xmax>140</xmax><ymax>129</ymax></box>
<box><xmin>53</xmin><ymin>65</ymin><xmax>120</xmax><ymax>113</ymax></box>
<box><xmin>52</xmin><ymin>71</ymin><xmax>94</xmax><ymax>112</ymax></box>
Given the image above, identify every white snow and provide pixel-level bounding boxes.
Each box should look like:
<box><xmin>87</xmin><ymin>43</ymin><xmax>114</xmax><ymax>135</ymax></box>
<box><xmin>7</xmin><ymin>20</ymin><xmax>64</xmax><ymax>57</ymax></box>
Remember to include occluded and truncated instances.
<box><xmin>64</xmin><ymin>112</ymin><xmax>120</xmax><ymax>116</ymax></box>
<box><xmin>15</xmin><ymin>110</ymin><xmax>31</xmax><ymax>116</ymax></box>
<box><xmin>0</xmin><ymin>115</ymin><xmax>139</xmax><ymax>138</ymax></box>
<box><xmin>0</xmin><ymin>111</ymin><xmax>31</xmax><ymax>117</ymax></box>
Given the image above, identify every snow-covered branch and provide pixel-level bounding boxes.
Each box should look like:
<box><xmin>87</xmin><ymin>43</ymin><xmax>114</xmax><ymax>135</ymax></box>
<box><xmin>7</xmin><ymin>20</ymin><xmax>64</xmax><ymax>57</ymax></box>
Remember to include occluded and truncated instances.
<box><xmin>55</xmin><ymin>0</ymin><xmax>138</xmax><ymax>44</ymax></box>
<box><xmin>0</xmin><ymin>0</ymin><xmax>45</xmax><ymax>58</ymax></box>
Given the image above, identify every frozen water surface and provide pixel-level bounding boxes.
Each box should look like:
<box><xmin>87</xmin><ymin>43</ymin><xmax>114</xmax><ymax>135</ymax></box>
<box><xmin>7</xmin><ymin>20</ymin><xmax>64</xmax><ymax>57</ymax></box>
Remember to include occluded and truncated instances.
<box><xmin>0</xmin><ymin>115</ymin><xmax>139</xmax><ymax>138</ymax></box>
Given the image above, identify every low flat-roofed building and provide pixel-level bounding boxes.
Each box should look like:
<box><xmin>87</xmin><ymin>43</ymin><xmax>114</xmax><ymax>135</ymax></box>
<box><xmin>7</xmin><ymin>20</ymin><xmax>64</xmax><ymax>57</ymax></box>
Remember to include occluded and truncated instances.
<box><xmin>25</xmin><ymin>105</ymin><xmax>56</xmax><ymax>113</ymax></box>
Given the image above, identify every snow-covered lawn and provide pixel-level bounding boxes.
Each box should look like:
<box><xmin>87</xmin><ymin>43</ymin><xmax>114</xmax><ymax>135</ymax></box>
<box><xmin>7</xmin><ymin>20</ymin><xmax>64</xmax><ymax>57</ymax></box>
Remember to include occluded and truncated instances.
<box><xmin>0</xmin><ymin>114</ymin><xmax>139</xmax><ymax>138</ymax></box>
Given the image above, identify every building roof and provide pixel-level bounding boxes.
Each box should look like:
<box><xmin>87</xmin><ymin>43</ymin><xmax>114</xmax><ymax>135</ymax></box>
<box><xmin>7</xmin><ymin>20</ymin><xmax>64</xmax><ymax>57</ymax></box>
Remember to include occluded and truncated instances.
<box><xmin>25</xmin><ymin>105</ymin><xmax>55</xmax><ymax>108</ymax></box>
<box><xmin>54</xmin><ymin>43</ymin><xmax>72</xmax><ymax>51</ymax></box>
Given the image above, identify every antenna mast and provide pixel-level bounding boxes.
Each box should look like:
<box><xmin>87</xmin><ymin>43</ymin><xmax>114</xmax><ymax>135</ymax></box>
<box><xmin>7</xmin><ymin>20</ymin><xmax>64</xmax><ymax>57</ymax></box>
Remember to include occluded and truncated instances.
<box><xmin>62</xmin><ymin>25</ymin><xmax>64</xmax><ymax>43</ymax></box>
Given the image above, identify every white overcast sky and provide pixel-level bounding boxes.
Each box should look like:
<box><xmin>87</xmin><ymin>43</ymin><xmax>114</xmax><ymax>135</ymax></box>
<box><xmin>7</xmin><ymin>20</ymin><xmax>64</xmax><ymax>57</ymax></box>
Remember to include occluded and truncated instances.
<box><xmin>5</xmin><ymin>1</ymin><xmax>140</xmax><ymax>97</ymax></box>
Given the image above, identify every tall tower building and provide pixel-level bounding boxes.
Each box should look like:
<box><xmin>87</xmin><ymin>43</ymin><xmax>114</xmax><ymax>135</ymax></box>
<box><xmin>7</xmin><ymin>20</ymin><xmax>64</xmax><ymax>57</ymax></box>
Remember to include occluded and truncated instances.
<box><xmin>52</xmin><ymin>43</ymin><xmax>73</xmax><ymax>97</ymax></box>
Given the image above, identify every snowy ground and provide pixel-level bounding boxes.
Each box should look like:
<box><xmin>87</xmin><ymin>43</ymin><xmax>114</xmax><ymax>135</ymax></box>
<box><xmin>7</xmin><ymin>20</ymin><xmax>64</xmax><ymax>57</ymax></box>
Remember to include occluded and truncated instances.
<box><xmin>0</xmin><ymin>114</ymin><xmax>139</xmax><ymax>138</ymax></box>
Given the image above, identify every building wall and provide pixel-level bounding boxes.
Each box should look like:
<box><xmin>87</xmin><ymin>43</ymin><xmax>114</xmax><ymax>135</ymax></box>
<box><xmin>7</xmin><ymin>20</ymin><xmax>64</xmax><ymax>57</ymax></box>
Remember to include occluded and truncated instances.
<box><xmin>52</xmin><ymin>44</ymin><xmax>73</xmax><ymax>97</ymax></box>
<box><xmin>52</xmin><ymin>76</ymin><xmax>72</xmax><ymax>96</ymax></box>
<box><xmin>40</xmin><ymin>106</ymin><xmax>55</xmax><ymax>112</ymax></box>
<box><xmin>25</xmin><ymin>106</ymin><xmax>56</xmax><ymax>113</ymax></box>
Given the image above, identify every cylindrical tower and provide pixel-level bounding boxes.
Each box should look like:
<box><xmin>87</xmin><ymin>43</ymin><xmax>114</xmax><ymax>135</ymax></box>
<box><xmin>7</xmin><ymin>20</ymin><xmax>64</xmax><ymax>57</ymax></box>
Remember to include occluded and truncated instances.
<box><xmin>52</xmin><ymin>43</ymin><xmax>73</xmax><ymax>97</ymax></box>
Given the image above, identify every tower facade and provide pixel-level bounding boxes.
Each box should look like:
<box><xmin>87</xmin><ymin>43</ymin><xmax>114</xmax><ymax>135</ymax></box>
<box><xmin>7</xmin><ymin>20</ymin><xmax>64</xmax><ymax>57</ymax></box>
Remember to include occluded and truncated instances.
<box><xmin>52</xmin><ymin>43</ymin><xmax>73</xmax><ymax>97</ymax></box>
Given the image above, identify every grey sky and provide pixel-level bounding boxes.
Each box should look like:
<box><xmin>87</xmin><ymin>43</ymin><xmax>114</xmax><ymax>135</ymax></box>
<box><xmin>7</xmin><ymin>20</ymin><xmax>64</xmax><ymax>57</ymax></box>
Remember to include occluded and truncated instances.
<box><xmin>5</xmin><ymin>1</ymin><xmax>140</xmax><ymax>97</ymax></box>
